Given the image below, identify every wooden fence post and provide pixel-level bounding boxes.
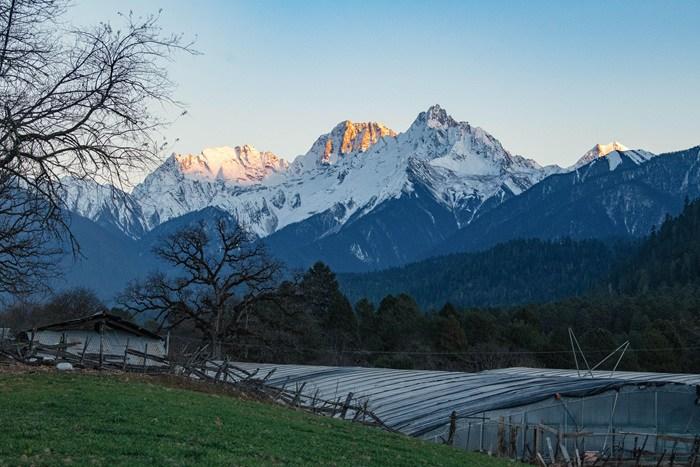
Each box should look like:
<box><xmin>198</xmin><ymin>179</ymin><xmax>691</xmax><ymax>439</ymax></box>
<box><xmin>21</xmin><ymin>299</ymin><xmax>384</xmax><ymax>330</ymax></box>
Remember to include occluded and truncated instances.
<box><xmin>497</xmin><ymin>416</ymin><xmax>505</xmax><ymax>456</ymax></box>
<box><xmin>340</xmin><ymin>392</ymin><xmax>354</xmax><ymax>419</ymax></box>
<box><xmin>447</xmin><ymin>411</ymin><xmax>457</xmax><ymax>446</ymax></box>
<box><xmin>56</xmin><ymin>333</ymin><xmax>65</xmax><ymax>360</ymax></box>
<box><xmin>122</xmin><ymin>338</ymin><xmax>130</xmax><ymax>371</ymax></box>
<box><xmin>546</xmin><ymin>436</ymin><xmax>555</xmax><ymax>464</ymax></box>
<box><xmin>532</xmin><ymin>426</ymin><xmax>540</xmax><ymax>463</ymax></box>
<box><xmin>80</xmin><ymin>337</ymin><xmax>90</xmax><ymax>365</ymax></box>
<box><xmin>142</xmin><ymin>343</ymin><xmax>148</xmax><ymax>373</ymax></box>
<box><xmin>28</xmin><ymin>327</ymin><xmax>36</xmax><ymax>356</ymax></box>
<box><xmin>98</xmin><ymin>323</ymin><xmax>104</xmax><ymax>370</ymax></box>
<box><xmin>510</xmin><ymin>424</ymin><xmax>518</xmax><ymax>458</ymax></box>
<box><xmin>465</xmin><ymin>422</ymin><xmax>472</xmax><ymax>451</ymax></box>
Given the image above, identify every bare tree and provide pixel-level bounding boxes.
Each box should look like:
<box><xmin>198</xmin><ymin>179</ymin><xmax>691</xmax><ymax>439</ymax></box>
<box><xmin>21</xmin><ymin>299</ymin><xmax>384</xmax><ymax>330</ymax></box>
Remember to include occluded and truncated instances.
<box><xmin>0</xmin><ymin>0</ymin><xmax>195</xmax><ymax>296</ymax></box>
<box><xmin>0</xmin><ymin>171</ymin><xmax>59</xmax><ymax>296</ymax></box>
<box><xmin>120</xmin><ymin>218</ymin><xmax>282</xmax><ymax>358</ymax></box>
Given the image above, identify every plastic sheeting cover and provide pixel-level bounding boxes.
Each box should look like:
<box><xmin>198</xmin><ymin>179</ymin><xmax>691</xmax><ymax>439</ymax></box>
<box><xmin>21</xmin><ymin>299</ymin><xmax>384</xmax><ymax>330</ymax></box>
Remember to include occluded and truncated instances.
<box><xmin>233</xmin><ymin>363</ymin><xmax>693</xmax><ymax>436</ymax></box>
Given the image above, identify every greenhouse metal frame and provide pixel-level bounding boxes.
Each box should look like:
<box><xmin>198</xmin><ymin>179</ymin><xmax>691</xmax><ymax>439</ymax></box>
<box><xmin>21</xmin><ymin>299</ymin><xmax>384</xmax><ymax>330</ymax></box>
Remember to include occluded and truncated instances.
<box><xmin>233</xmin><ymin>362</ymin><xmax>700</xmax><ymax>463</ymax></box>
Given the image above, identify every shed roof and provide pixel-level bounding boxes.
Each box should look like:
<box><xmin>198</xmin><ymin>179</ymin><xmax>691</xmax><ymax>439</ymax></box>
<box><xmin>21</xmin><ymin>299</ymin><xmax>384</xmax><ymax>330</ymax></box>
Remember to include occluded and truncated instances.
<box><xmin>25</xmin><ymin>312</ymin><xmax>162</xmax><ymax>340</ymax></box>
<box><xmin>232</xmin><ymin>362</ymin><xmax>700</xmax><ymax>437</ymax></box>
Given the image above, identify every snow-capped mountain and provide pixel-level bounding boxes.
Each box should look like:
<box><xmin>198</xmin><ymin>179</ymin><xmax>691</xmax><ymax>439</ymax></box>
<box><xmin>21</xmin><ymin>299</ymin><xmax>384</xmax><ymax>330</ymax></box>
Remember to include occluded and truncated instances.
<box><xmin>132</xmin><ymin>145</ymin><xmax>289</xmax><ymax>232</ymax></box>
<box><xmin>64</xmin><ymin>105</ymin><xmax>562</xmax><ymax>268</ymax></box>
<box><xmin>55</xmin><ymin>104</ymin><xmax>700</xmax><ymax>280</ymax></box>
<box><xmin>174</xmin><ymin>145</ymin><xmax>288</xmax><ymax>182</ymax></box>
<box><xmin>434</xmin><ymin>145</ymin><xmax>700</xmax><ymax>257</ymax></box>
<box><xmin>260</xmin><ymin>105</ymin><xmax>561</xmax><ymax>270</ymax></box>
<box><xmin>290</xmin><ymin>120</ymin><xmax>396</xmax><ymax>173</ymax></box>
<box><xmin>571</xmin><ymin>141</ymin><xmax>655</xmax><ymax>171</ymax></box>
<box><xmin>126</xmin><ymin>105</ymin><xmax>538</xmax><ymax>237</ymax></box>
<box><xmin>131</xmin><ymin>121</ymin><xmax>399</xmax><ymax>236</ymax></box>
<box><xmin>60</xmin><ymin>178</ymin><xmax>147</xmax><ymax>239</ymax></box>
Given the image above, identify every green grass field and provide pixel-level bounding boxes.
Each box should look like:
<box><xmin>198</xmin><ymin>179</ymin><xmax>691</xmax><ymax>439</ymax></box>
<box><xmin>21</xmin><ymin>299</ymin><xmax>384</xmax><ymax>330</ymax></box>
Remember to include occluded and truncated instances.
<box><xmin>0</xmin><ymin>371</ymin><xmax>514</xmax><ymax>466</ymax></box>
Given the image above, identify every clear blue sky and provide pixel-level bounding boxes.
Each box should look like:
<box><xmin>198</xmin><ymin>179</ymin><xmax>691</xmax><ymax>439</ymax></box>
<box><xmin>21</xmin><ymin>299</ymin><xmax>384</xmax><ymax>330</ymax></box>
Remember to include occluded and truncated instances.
<box><xmin>69</xmin><ymin>1</ymin><xmax>700</xmax><ymax>167</ymax></box>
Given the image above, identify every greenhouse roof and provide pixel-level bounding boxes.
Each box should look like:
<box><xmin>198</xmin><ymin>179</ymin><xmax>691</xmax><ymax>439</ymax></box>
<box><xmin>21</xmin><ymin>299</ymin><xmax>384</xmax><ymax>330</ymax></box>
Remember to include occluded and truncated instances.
<box><xmin>234</xmin><ymin>363</ymin><xmax>697</xmax><ymax>436</ymax></box>
<box><xmin>486</xmin><ymin>367</ymin><xmax>700</xmax><ymax>386</ymax></box>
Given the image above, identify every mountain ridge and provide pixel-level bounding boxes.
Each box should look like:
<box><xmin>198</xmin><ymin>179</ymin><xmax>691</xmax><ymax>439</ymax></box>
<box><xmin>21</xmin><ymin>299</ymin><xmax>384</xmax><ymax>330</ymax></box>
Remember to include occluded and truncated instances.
<box><xmin>65</xmin><ymin>105</ymin><xmax>555</xmax><ymax>244</ymax></box>
<box><xmin>60</xmin><ymin>105</ymin><xmax>692</xmax><ymax>274</ymax></box>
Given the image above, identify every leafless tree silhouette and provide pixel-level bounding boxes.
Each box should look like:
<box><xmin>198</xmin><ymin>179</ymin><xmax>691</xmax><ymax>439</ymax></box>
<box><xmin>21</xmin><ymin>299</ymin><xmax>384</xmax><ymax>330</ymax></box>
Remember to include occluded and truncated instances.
<box><xmin>120</xmin><ymin>217</ymin><xmax>281</xmax><ymax>358</ymax></box>
<box><xmin>0</xmin><ymin>0</ymin><xmax>195</xmax><ymax>296</ymax></box>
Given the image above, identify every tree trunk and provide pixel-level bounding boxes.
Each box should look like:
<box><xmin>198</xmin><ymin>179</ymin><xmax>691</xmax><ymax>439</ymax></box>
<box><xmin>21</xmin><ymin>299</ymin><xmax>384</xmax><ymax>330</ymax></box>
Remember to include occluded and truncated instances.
<box><xmin>212</xmin><ymin>305</ymin><xmax>223</xmax><ymax>359</ymax></box>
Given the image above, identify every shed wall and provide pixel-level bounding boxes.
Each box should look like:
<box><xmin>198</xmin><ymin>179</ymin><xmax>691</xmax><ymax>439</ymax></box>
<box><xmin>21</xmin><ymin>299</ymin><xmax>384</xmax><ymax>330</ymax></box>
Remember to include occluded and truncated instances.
<box><xmin>28</xmin><ymin>329</ymin><xmax>165</xmax><ymax>365</ymax></box>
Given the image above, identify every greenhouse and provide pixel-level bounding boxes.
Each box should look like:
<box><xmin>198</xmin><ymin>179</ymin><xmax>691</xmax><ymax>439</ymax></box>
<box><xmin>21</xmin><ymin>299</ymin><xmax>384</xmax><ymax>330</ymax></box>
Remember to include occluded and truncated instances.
<box><xmin>234</xmin><ymin>362</ymin><xmax>700</xmax><ymax>463</ymax></box>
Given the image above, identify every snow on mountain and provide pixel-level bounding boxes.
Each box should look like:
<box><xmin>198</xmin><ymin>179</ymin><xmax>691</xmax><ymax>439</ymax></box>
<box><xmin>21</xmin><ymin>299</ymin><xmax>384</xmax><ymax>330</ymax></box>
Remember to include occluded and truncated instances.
<box><xmin>175</xmin><ymin>145</ymin><xmax>288</xmax><ymax>183</ymax></box>
<box><xmin>570</xmin><ymin>142</ymin><xmax>655</xmax><ymax>171</ymax></box>
<box><xmin>68</xmin><ymin>105</ymin><xmax>558</xmax><ymax>242</ymax></box>
<box><xmin>132</xmin><ymin>145</ymin><xmax>288</xmax><ymax>232</ymax></box>
<box><xmin>60</xmin><ymin>177</ymin><xmax>147</xmax><ymax>239</ymax></box>
<box><xmin>392</xmin><ymin>105</ymin><xmax>554</xmax><ymax>223</ymax></box>
<box><xmin>576</xmin><ymin>141</ymin><xmax>629</xmax><ymax>166</ymax></box>
<box><xmin>266</xmin><ymin>104</ymin><xmax>553</xmax><ymax>236</ymax></box>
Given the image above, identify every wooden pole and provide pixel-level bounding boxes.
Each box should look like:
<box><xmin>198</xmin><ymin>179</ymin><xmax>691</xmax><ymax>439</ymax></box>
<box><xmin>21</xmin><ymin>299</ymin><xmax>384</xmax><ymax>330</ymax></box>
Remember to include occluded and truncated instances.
<box><xmin>122</xmin><ymin>338</ymin><xmax>130</xmax><ymax>371</ymax></box>
<box><xmin>98</xmin><ymin>323</ymin><xmax>104</xmax><ymax>370</ymax></box>
<box><xmin>480</xmin><ymin>414</ymin><xmax>485</xmax><ymax>452</ymax></box>
<box><xmin>465</xmin><ymin>422</ymin><xmax>472</xmax><ymax>451</ymax></box>
<box><xmin>80</xmin><ymin>337</ymin><xmax>90</xmax><ymax>365</ymax></box>
<box><xmin>447</xmin><ymin>411</ymin><xmax>457</xmax><ymax>446</ymax></box>
<box><xmin>142</xmin><ymin>343</ymin><xmax>148</xmax><ymax>373</ymax></box>
<box><xmin>56</xmin><ymin>333</ymin><xmax>64</xmax><ymax>360</ymax></box>
<box><xmin>340</xmin><ymin>392</ymin><xmax>354</xmax><ymax>420</ymax></box>
<box><xmin>497</xmin><ymin>416</ymin><xmax>505</xmax><ymax>457</ymax></box>
<box><xmin>510</xmin><ymin>424</ymin><xmax>518</xmax><ymax>458</ymax></box>
<box><xmin>28</xmin><ymin>327</ymin><xmax>36</xmax><ymax>356</ymax></box>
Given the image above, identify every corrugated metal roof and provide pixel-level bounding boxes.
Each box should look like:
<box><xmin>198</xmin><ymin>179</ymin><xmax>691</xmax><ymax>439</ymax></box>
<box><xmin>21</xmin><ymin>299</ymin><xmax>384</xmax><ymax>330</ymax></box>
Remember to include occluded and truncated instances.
<box><xmin>234</xmin><ymin>363</ymin><xmax>695</xmax><ymax>436</ymax></box>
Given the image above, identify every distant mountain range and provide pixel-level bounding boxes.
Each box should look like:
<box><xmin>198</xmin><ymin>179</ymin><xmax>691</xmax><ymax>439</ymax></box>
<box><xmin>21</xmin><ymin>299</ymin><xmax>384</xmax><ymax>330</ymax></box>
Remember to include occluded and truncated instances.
<box><xmin>64</xmin><ymin>105</ymin><xmax>559</xmax><ymax>241</ymax></box>
<box><xmin>433</xmin><ymin>146</ymin><xmax>700</xmax><ymax>257</ymax></box>
<box><xmin>51</xmin><ymin>105</ymin><xmax>700</xmax><ymax>300</ymax></box>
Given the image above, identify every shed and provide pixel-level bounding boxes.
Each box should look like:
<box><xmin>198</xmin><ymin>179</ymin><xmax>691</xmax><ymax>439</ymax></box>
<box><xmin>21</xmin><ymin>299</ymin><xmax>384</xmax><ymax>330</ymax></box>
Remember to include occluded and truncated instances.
<box><xmin>18</xmin><ymin>312</ymin><xmax>167</xmax><ymax>366</ymax></box>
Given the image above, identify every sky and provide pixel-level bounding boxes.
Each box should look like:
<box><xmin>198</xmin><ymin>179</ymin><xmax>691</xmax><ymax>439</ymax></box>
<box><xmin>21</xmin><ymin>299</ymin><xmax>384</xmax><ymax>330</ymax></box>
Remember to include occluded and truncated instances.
<box><xmin>68</xmin><ymin>0</ymin><xmax>700</xmax><ymax>168</ymax></box>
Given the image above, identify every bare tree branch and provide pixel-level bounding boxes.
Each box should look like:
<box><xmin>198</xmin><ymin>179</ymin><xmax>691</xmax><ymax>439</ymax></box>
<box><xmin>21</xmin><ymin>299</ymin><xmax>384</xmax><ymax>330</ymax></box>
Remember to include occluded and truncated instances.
<box><xmin>0</xmin><ymin>0</ymin><xmax>196</xmax><ymax>296</ymax></box>
<box><xmin>119</xmin><ymin>217</ymin><xmax>282</xmax><ymax>358</ymax></box>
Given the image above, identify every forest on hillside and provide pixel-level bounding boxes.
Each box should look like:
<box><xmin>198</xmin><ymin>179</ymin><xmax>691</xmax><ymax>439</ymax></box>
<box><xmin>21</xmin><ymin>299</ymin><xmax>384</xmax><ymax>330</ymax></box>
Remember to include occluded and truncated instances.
<box><xmin>5</xmin><ymin>200</ymin><xmax>700</xmax><ymax>375</ymax></box>
<box><xmin>338</xmin><ymin>238</ymin><xmax>635</xmax><ymax>309</ymax></box>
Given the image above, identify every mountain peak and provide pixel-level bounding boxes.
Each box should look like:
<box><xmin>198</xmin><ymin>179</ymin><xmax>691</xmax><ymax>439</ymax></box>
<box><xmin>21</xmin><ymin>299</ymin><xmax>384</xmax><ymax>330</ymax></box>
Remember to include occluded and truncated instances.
<box><xmin>414</xmin><ymin>104</ymin><xmax>459</xmax><ymax>130</ymax></box>
<box><xmin>173</xmin><ymin>145</ymin><xmax>288</xmax><ymax>183</ymax></box>
<box><xmin>576</xmin><ymin>141</ymin><xmax>629</xmax><ymax>165</ymax></box>
<box><xmin>571</xmin><ymin>142</ymin><xmax>657</xmax><ymax>171</ymax></box>
<box><xmin>594</xmin><ymin>141</ymin><xmax>629</xmax><ymax>156</ymax></box>
<box><xmin>294</xmin><ymin>120</ymin><xmax>396</xmax><ymax>170</ymax></box>
<box><xmin>571</xmin><ymin>141</ymin><xmax>629</xmax><ymax>170</ymax></box>
<box><xmin>329</xmin><ymin>120</ymin><xmax>396</xmax><ymax>155</ymax></box>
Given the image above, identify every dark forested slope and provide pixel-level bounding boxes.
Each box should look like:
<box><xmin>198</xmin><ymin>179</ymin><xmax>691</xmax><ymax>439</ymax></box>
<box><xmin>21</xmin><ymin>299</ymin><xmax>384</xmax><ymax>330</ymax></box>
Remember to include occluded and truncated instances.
<box><xmin>339</xmin><ymin>238</ymin><xmax>630</xmax><ymax>309</ymax></box>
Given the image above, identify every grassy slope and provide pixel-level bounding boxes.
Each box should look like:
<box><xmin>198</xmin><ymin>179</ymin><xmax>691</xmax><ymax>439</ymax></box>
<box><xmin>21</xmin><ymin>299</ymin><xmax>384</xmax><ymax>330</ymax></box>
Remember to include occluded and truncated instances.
<box><xmin>0</xmin><ymin>372</ymin><xmax>511</xmax><ymax>466</ymax></box>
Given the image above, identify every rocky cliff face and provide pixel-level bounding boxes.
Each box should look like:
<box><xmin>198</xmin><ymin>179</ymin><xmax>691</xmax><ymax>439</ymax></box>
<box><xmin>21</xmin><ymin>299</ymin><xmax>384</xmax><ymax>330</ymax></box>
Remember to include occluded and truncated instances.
<box><xmin>298</xmin><ymin>121</ymin><xmax>397</xmax><ymax>168</ymax></box>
